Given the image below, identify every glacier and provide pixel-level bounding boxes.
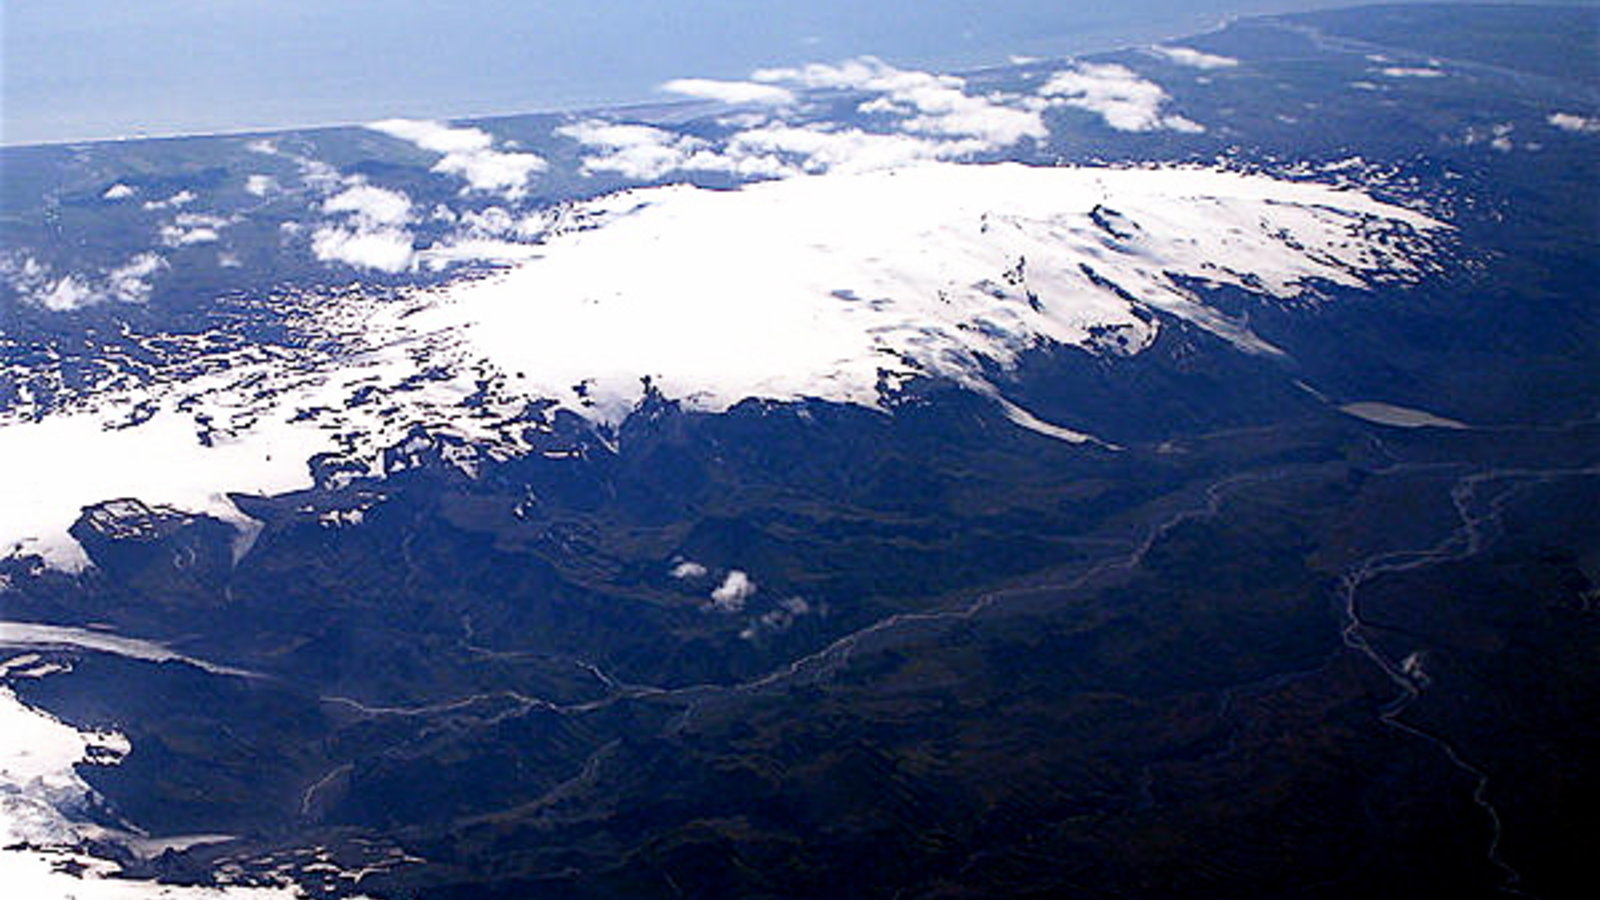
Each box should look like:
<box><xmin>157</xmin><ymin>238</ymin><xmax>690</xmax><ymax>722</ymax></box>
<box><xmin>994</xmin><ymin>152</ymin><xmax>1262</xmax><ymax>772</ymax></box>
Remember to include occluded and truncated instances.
<box><xmin>0</xmin><ymin>160</ymin><xmax>1445</xmax><ymax>571</ymax></box>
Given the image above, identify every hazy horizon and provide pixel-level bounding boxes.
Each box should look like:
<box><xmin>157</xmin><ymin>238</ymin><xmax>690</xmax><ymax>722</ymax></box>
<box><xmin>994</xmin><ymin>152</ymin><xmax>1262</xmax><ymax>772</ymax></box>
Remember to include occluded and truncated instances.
<box><xmin>3</xmin><ymin>0</ymin><xmax>1594</xmax><ymax>146</ymax></box>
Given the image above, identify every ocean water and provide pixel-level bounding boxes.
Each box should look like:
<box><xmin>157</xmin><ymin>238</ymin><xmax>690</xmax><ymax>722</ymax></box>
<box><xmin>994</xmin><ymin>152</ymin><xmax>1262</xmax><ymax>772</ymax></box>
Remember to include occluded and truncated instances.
<box><xmin>0</xmin><ymin>0</ymin><xmax>1582</xmax><ymax>145</ymax></box>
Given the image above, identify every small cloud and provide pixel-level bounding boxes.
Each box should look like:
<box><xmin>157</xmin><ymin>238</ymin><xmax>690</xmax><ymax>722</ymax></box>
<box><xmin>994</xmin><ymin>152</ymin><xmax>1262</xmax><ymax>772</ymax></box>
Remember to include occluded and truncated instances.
<box><xmin>310</xmin><ymin>226</ymin><xmax>416</xmax><ymax>273</ymax></box>
<box><xmin>1149</xmin><ymin>45</ymin><xmax>1239</xmax><ymax>70</ymax></box>
<box><xmin>413</xmin><ymin>237</ymin><xmax>544</xmax><ymax>271</ymax></box>
<box><xmin>244</xmin><ymin>174</ymin><xmax>279</xmax><ymax>197</ymax></box>
<box><xmin>106</xmin><ymin>253</ymin><xmax>166</xmax><ymax>302</ymax></box>
<box><xmin>369</xmin><ymin>119</ymin><xmax>548</xmax><ymax>198</ymax></box>
<box><xmin>558</xmin><ymin>120</ymin><xmax>706</xmax><ymax>181</ymax></box>
<box><xmin>160</xmin><ymin>226</ymin><xmax>217</xmax><ymax>246</ymax></box>
<box><xmin>559</xmin><ymin>119</ymin><xmax>793</xmax><ymax>181</ymax></box>
<box><xmin>757</xmin><ymin>56</ymin><xmax>1047</xmax><ymax>144</ymax></box>
<box><xmin>752</xmin><ymin>56</ymin><xmax>920</xmax><ymax>90</ymax></box>
<box><xmin>708</xmin><ymin>569</ymin><xmax>757</xmax><ymax>613</ymax></box>
<box><xmin>102</xmin><ymin>183</ymin><xmax>137</xmax><ymax>201</ymax></box>
<box><xmin>661</xmin><ymin>77</ymin><xmax>796</xmax><ymax>106</ymax></box>
<box><xmin>1463</xmin><ymin>122</ymin><xmax>1516</xmax><ymax>153</ymax></box>
<box><xmin>739</xmin><ymin>596</ymin><xmax>815</xmax><ymax>640</ymax></box>
<box><xmin>727</xmin><ymin>122</ymin><xmax>977</xmax><ymax>173</ymax></box>
<box><xmin>142</xmin><ymin>189</ymin><xmax>197</xmax><ymax>210</ymax></box>
<box><xmin>31</xmin><ymin>274</ymin><xmax>100</xmax><ymax>311</ymax></box>
<box><xmin>323</xmin><ymin>184</ymin><xmax>413</xmax><ymax>229</ymax></box>
<box><xmin>159</xmin><ymin>212</ymin><xmax>235</xmax><ymax>247</ymax></box>
<box><xmin>4</xmin><ymin>252</ymin><xmax>167</xmax><ymax>311</ymax></box>
<box><xmin>1041</xmin><ymin>63</ymin><xmax>1204</xmax><ymax>133</ymax></box>
<box><xmin>310</xmin><ymin>184</ymin><xmax>418</xmax><ymax>272</ymax></box>
<box><xmin>671</xmin><ymin>560</ymin><xmax>709</xmax><ymax>579</ymax></box>
<box><xmin>1549</xmin><ymin>112</ymin><xmax>1600</xmax><ymax>134</ymax></box>
<box><xmin>1379</xmin><ymin>66</ymin><xmax>1444</xmax><ymax>78</ymax></box>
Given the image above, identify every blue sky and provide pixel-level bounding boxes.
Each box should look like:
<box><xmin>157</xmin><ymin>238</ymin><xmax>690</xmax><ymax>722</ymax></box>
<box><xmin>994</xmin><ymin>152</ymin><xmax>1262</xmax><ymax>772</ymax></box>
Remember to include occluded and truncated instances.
<box><xmin>0</xmin><ymin>0</ymin><xmax>1585</xmax><ymax>145</ymax></box>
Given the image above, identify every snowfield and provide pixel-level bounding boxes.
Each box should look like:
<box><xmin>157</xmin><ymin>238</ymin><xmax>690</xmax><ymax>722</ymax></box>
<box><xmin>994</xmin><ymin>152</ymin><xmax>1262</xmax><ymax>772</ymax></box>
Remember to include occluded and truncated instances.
<box><xmin>0</xmin><ymin>161</ymin><xmax>1446</xmax><ymax>571</ymax></box>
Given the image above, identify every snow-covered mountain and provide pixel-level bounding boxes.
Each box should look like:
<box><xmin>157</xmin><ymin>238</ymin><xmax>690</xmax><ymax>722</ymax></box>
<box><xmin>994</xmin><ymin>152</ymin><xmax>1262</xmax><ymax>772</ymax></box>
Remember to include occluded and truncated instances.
<box><xmin>0</xmin><ymin>161</ymin><xmax>1445</xmax><ymax>570</ymax></box>
<box><xmin>1</xmin><ymin>6</ymin><xmax>1596</xmax><ymax>899</ymax></box>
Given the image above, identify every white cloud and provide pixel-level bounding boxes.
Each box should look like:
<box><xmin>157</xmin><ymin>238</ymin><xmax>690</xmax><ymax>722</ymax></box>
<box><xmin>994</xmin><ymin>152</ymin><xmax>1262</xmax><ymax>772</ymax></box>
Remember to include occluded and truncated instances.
<box><xmin>244</xmin><ymin>174</ymin><xmax>278</xmax><ymax>196</ymax></box>
<box><xmin>662</xmin><ymin>77</ymin><xmax>796</xmax><ymax>106</ymax></box>
<box><xmin>142</xmin><ymin>189</ymin><xmax>196</xmax><ymax>210</ymax></box>
<box><xmin>727</xmin><ymin>122</ymin><xmax>985</xmax><ymax>173</ymax></box>
<box><xmin>102</xmin><ymin>183</ymin><xmax>137</xmax><ymax>200</ymax></box>
<box><xmin>764</xmin><ymin>57</ymin><xmax>1047</xmax><ymax>147</ymax></box>
<box><xmin>559</xmin><ymin>119</ymin><xmax>794</xmax><ymax>180</ymax></box>
<box><xmin>414</xmin><ymin>237</ymin><xmax>545</xmax><ymax>272</ymax></box>
<box><xmin>105</xmin><ymin>253</ymin><xmax>166</xmax><ymax>302</ymax></box>
<box><xmin>161</xmin><ymin>226</ymin><xmax>217</xmax><ymax>246</ymax></box>
<box><xmin>709</xmin><ymin>570</ymin><xmax>757</xmax><ymax>613</ymax></box>
<box><xmin>310</xmin><ymin>184</ymin><xmax>419</xmax><ymax>271</ymax></box>
<box><xmin>4</xmin><ymin>252</ymin><xmax>166</xmax><ymax>311</ymax></box>
<box><xmin>243</xmin><ymin>138</ymin><xmax>342</xmax><ymax>192</ymax></box>
<box><xmin>559</xmin><ymin>121</ymin><xmax>714</xmax><ymax>181</ymax></box>
<box><xmin>1149</xmin><ymin>45</ymin><xmax>1239</xmax><ymax>70</ymax></box>
<box><xmin>671</xmin><ymin>560</ymin><xmax>708</xmax><ymax>579</ymax></box>
<box><xmin>739</xmin><ymin>595</ymin><xmax>815</xmax><ymax>640</ymax></box>
<box><xmin>32</xmin><ymin>275</ymin><xmax>100</xmax><ymax>311</ymax></box>
<box><xmin>754</xmin><ymin>56</ymin><xmax>928</xmax><ymax>91</ymax></box>
<box><xmin>324</xmin><ymin>184</ymin><xmax>413</xmax><ymax>229</ymax></box>
<box><xmin>1379</xmin><ymin>66</ymin><xmax>1444</xmax><ymax>78</ymax></box>
<box><xmin>268</xmin><ymin>144</ymin><xmax>561</xmax><ymax>273</ymax></box>
<box><xmin>1549</xmin><ymin>112</ymin><xmax>1600</xmax><ymax>134</ymax></box>
<box><xmin>369</xmin><ymin>119</ymin><xmax>548</xmax><ymax>198</ymax></box>
<box><xmin>454</xmin><ymin>205</ymin><xmax>545</xmax><ymax>241</ymax></box>
<box><xmin>1463</xmin><ymin>122</ymin><xmax>1515</xmax><ymax>153</ymax></box>
<box><xmin>1040</xmin><ymin>62</ymin><xmax>1204</xmax><ymax>133</ymax></box>
<box><xmin>310</xmin><ymin>226</ymin><xmax>416</xmax><ymax>273</ymax></box>
<box><xmin>564</xmin><ymin>58</ymin><xmax>1051</xmax><ymax>182</ymax></box>
<box><xmin>159</xmin><ymin>212</ymin><xmax>235</xmax><ymax>247</ymax></box>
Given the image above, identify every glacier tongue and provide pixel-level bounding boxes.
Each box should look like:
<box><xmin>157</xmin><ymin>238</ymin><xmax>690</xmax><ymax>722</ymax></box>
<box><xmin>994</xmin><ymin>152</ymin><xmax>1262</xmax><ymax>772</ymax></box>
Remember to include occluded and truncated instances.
<box><xmin>0</xmin><ymin>161</ymin><xmax>1446</xmax><ymax>572</ymax></box>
